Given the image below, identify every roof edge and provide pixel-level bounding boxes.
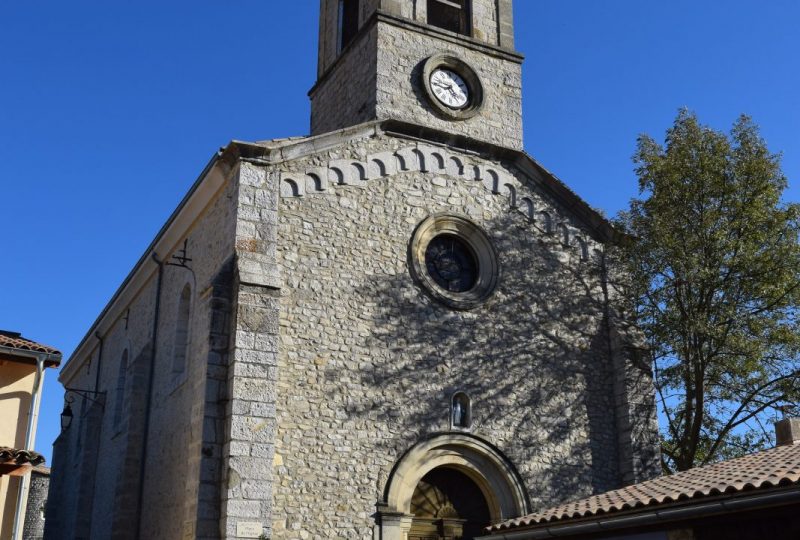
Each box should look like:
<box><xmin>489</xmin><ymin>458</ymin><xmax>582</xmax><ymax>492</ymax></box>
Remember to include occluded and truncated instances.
<box><xmin>60</xmin><ymin>147</ymin><xmax>237</xmax><ymax>383</ymax></box>
<box><xmin>381</xmin><ymin>120</ymin><xmax>621</xmax><ymax>242</ymax></box>
<box><xmin>62</xmin><ymin>117</ymin><xmax>625</xmax><ymax>381</ymax></box>
<box><xmin>234</xmin><ymin>119</ymin><xmax>622</xmax><ymax>243</ymax></box>
<box><xmin>486</xmin><ymin>484</ymin><xmax>800</xmax><ymax>540</ymax></box>
<box><xmin>0</xmin><ymin>345</ymin><xmax>61</xmax><ymax>368</ymax></box>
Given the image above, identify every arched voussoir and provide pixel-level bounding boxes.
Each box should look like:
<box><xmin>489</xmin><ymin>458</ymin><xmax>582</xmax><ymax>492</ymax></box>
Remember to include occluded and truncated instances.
<box><xmin>368</xmin><ymin>151</ymin><xmax>398</xmax><ymax>178</ymax></box>
<box><xmin>538</xmin><ymin>211</ymin><xmax>554</xmax><ymax>234</ymax></box>
<box><xmin>306</xmin><ymin>168</ymin><xmax>328</xmax><ymax>192</ymax></box>
<box><xmin>419</xmin><ymin>145</ymin><xmax>447</xmax><ymax>173</ymax></box>
<box><xmin>446</xmin><ymin>155</ymin><xmax>465</xmax><ymax>177</ymax></box>
<box><xmin>329</xmin><ymin>159</ymin><xmax>367</xmax><ymax>186</ymax></box>
<box><xmin>382</xmin><ymin>433</ymin><xmax>530</xmax><ymax>523</ymax></box>
<box><xmin>556</xmin><ymin>222</ymin><xmax>570</xmax><ymax>246</ymax></box>
<box><xmin>573</xmin><ymin>235</ymin><xmax>589</xmax><ymax>261</ymax></box>
<box><xmin>518</xmin><ymin>197</ymin><xmax>534</xmax><ymax>221</ymax></box>
<box><xmin>396</xmin><ymin>147</ymin><xmax>421</xmax><ymax>172</ymax></box>
<box><xmin>279</xmin><ymin>176</ymin><xmax>303</xmax><ymax>198</ymax></box>
<box><xmin>502</xmin><ymin>183</ymin><xmax>518</xmax><ymax>208</ymax></box>
<box><xmin>480</xmin><ymin>167</ymin><xmax>501</xmax><ymax>194</ymax></box>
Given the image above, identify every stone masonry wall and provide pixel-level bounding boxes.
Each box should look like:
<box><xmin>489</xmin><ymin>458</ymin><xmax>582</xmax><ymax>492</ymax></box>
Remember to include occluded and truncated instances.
<box><xmin>604</xmin><ymin>246</ymin><xmax>662</xmax><ymax>485</ymax></box>
<box><xmin>375</xmin><ymin>20</ymin><xmax>523</xmax><ymax>149</ymax></box>
<box><xmin>23</xmin><ymin>469</ymin><xmax>48</xmax><ymax>540</ymax></box>
<box><xmin>311</xmin><ymin>24</ymin><xmax>379</xmax><ymax>137</ymax></box>
<box><xmin>260</xmin><ymin>131</ymin><xmax>638</xmax><ymax>540</ymax></box>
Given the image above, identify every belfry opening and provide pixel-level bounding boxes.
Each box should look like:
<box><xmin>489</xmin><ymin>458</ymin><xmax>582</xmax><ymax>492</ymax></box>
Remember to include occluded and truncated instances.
<box><xmin>409</xmin><ymin>467</ymin><xmax>490</xmax><ymax>540</ymax></box>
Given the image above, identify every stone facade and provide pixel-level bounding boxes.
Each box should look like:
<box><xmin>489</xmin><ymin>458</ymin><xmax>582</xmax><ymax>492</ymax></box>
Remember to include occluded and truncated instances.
<box><xmin>22</xmin><ymin>468</ymin><xmax>49</xmax><ymax>540</ymax></box>
<box><xmin>46</xmin><ymin>2</ymin><xmax>660</xmax><ymax>539</ymax></box>
<box><xmin>260</xmin><ymin>127</ymin><xmax>659</xmax><ymax>538</ymax></box>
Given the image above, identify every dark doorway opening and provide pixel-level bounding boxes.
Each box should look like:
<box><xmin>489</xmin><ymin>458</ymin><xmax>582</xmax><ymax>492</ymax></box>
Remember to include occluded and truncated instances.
<box><xmin>409</xmin><ymin>467</ymin><xmax>490</xmax><ymax>540</ymax></box>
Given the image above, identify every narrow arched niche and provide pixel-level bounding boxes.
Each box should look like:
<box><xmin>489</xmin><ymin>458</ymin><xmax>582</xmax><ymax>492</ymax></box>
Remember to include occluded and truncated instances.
<box><xmin>113</xmin><ymin>349</ymin><xmax>128</xmax><ymax>429</ymax></box>
<box><xmin>451</xmin><ymin>392</ymin><xmax>471</xmax><ymax>429</ymax></box>
<box><xmin>173</xmin><ymin>284</ymin><xmax>191</xmax><ymax>375</ymax></box>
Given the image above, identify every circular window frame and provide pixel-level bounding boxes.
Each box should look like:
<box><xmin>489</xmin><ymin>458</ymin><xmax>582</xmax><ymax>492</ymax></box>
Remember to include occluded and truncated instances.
<box><xmin>421</xmin><ymin>54</ymin><xmax>485</xmax><ymax>121</ymax></box>
<box><xmin>409</xmin><ymin>214</ymin><xmax>499</xmax><ymax>310</ymax></box>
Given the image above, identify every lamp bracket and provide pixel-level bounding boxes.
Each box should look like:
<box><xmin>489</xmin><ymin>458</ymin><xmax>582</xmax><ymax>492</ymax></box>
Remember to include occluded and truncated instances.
<box><xmin>64</xmin><ymin>387</ymin><xmax>107</xmax><ymax>408</ymax></box>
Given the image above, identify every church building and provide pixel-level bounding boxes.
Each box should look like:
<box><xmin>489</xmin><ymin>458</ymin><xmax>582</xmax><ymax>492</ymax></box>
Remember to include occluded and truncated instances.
<box><xmin>45</xmin><ymin>1</ymin><xmax>660</xmax><ymax>539</ymax></box>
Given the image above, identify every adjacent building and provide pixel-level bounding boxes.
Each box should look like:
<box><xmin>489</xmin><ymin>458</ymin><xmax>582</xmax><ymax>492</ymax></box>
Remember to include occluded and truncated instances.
<box><xmin>488</xmin><ymin>419</ymin><xmax>800</xmax><ymax>540</ymax></box>
<box><xmin>22</xmin><ymin>467</ymin><xmax>49</xmax><ymax>540</ymax></box>
<box><xmin>0</xmin><ymin>331</ymin><xmax>61</xmax><ymax>540</ymax></box>
<box><xmin>46</xmin><ymin>2</ymin><xmax>661</xmax><ymax>539</ymax></box>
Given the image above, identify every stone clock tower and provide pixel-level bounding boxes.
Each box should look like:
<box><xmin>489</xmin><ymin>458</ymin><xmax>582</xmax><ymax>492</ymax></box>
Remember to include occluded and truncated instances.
<box><xmin>311</xmin><ymin>0</ymin><xmax>523</xmax><ymax>148</ymax></box>
<box><xmin>46</xmin><ymin>2</ymin><xmax>661</xmax><ymax>540</ymax></box>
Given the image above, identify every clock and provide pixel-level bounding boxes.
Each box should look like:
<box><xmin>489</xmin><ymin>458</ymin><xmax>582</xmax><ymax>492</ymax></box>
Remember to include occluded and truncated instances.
<box><xmin>421</xmin><ymin>54</ymin><xmax>484</xmax><ymax>121</ymax></box>
<box><xmin>430</xmin><ymin>69</ymin><xmax>470</xmax><ymax>109</ymax></box>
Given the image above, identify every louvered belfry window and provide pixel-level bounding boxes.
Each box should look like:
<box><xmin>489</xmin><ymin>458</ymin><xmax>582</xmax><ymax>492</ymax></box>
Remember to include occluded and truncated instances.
<box><xmin>338</xmin><ymin>0</ymin><xmax>360</xmax><ymax>52</ymax></box>
<box><xmin>427</xmin><ymin>0</ymin><xmax>471</xmax><ymax>36</ymax></box>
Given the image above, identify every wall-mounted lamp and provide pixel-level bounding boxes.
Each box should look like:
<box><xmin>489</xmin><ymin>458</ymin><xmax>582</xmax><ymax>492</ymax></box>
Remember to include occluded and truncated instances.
<box><xmin>59</xmin><ymin>387</ymin><xmax>106</xmax><ymax>432</ymax></box>
<box><xmin>60</xmin><ymin>403</ymin><xmax>74</xmax><ymax>431</ymax></box>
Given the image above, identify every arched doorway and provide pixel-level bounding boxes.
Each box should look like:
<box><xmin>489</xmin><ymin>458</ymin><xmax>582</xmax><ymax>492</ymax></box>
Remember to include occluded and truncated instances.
<box><xmin>379</xmin><ymin>434</ymin><xmax>529</xmax><ymax>540</ymax></box>
<box><xmin>409</xmin><ymin>467</ymin><xmax>490</xmax><ymax>540</ymax></box>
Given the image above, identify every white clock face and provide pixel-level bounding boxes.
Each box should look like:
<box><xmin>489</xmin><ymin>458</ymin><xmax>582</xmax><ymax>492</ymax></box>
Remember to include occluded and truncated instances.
<box><xmin>430</xmin><ymin>69</ymin><xmax>470</xmax><ymax>109</ymax></box>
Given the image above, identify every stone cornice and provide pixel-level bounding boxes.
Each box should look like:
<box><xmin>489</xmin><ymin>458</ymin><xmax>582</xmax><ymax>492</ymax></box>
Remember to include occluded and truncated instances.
<box><xmin>235</xmin><ymin>119</ymin><xmax>623</xmax><ymax>245</ymax></box>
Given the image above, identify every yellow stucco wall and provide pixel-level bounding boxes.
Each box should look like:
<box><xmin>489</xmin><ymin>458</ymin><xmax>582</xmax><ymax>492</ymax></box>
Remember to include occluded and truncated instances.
<box><xmin>0</xmin><ymin>361</ymin><xmax>36</xmax><ymax>540</ymax></box>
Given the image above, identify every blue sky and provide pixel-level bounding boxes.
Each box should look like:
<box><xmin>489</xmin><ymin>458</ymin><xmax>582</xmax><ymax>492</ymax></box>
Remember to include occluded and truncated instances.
<box><xmin>2</xmin><ymin>1</ymin><xmax>798</xmax><ymax>462</ymax></box>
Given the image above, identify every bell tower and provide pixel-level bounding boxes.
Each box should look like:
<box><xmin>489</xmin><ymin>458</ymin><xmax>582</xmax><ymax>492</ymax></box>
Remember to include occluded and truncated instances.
<box><xmin>310</xmin><ymin>0</ymin><xmax>524</xmax><ymax>149</ymax></box>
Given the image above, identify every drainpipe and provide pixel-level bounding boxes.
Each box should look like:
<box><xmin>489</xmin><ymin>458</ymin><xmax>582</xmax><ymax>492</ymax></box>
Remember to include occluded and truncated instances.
<box><xmin>134</xmin><ymin>252</ymin><xmax>165</xmax><ymax>540</ymax></box>
<box><xmin>11</xmin><ymin>354</ymin><xmax>46</xmax><ymax>540</ymax></box>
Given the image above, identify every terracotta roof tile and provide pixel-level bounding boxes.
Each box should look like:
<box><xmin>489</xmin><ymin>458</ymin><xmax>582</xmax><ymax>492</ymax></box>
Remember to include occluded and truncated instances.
<box><xmin>0</xmin><ymin>447</ymin><xmax>46</xmax><ymax>467</ymax></box>
<box><xmin>492</xmin><ymin>443</ymin><xmax>800</xmax><ymax>532</ymax></box>
<box><xmin>0</xmin><ymin>331</ymin><xmax>61</xmax><ymax>356</ymax></box>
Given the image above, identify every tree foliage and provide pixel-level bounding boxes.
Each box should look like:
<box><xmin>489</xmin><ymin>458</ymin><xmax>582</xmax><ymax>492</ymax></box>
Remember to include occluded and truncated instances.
<box><xmin>618</xmin><ymin>110</ymin><xmax>800</xmax><ymax>472</ymax></box>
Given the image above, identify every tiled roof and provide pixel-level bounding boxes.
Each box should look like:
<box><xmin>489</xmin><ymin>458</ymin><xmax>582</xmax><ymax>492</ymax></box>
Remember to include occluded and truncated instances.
<box><xmin>0</xmin><ymin>447</ymin><xmax>46</xmax><ymax>467</ymax></box>
<box><xmin>492</xmin><ymin>443</ymin><xmax>800</xmax><ymax>532</ymax></box>
<box><xmin>0</xmin><ymin>331</ymin><xmax>61</xmax><ymax>356</ymax></box>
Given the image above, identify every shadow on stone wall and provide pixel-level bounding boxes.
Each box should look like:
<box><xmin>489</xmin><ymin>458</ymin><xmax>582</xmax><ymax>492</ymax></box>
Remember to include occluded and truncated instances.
<box><xmin>336</xmin><ymin>212</ymin><xmax>621</xmax><ymax>505</ymax></box>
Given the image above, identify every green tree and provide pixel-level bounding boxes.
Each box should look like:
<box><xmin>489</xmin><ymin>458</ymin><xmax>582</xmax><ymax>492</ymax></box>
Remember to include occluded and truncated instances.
<box><xmin>618</xmin><ymin>110</ymin><xmax>800</xmax><ymax>472</ymax></box>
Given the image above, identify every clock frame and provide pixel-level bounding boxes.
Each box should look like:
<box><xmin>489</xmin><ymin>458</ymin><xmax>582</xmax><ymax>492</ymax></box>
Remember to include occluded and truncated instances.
<box><xmin>421</xmin><ymin>54</ymin><xmax>485</xmax><ymax>121</ymax></box>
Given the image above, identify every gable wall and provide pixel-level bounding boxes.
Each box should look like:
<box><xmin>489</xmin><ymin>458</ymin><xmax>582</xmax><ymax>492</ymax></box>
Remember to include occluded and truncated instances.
<box><xmin>266</xmin><ymin>133</ymin><xmax>627</xmax><ymax>539</ymax></box>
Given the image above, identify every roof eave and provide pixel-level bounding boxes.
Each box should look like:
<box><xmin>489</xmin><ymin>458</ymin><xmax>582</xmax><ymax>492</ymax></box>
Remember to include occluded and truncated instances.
<box><xmin>59</xmin><ymin>146</ymin><xmax>237</xmax><ymax>383</ymax></box>
<box><xmin>0</xmin><ymin>345</ymin><xmax>61</xmax><ymax>368</ymax></box>
<box><xmin>486</xmin><ymin>484</ymin><xmax>800</xmax><ymax>540</ymax></box>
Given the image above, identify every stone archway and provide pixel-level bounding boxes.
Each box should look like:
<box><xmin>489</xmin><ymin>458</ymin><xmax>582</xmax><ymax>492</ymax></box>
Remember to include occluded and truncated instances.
<box><xmin>379</xmin><ymin>434</ymin><xmax>529</xmax><ymax>540</ymax></box>
<box><xmin>409</xmin><ymin>467</ymin><xmax>491</xmax><ymax>540</ymax></box>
